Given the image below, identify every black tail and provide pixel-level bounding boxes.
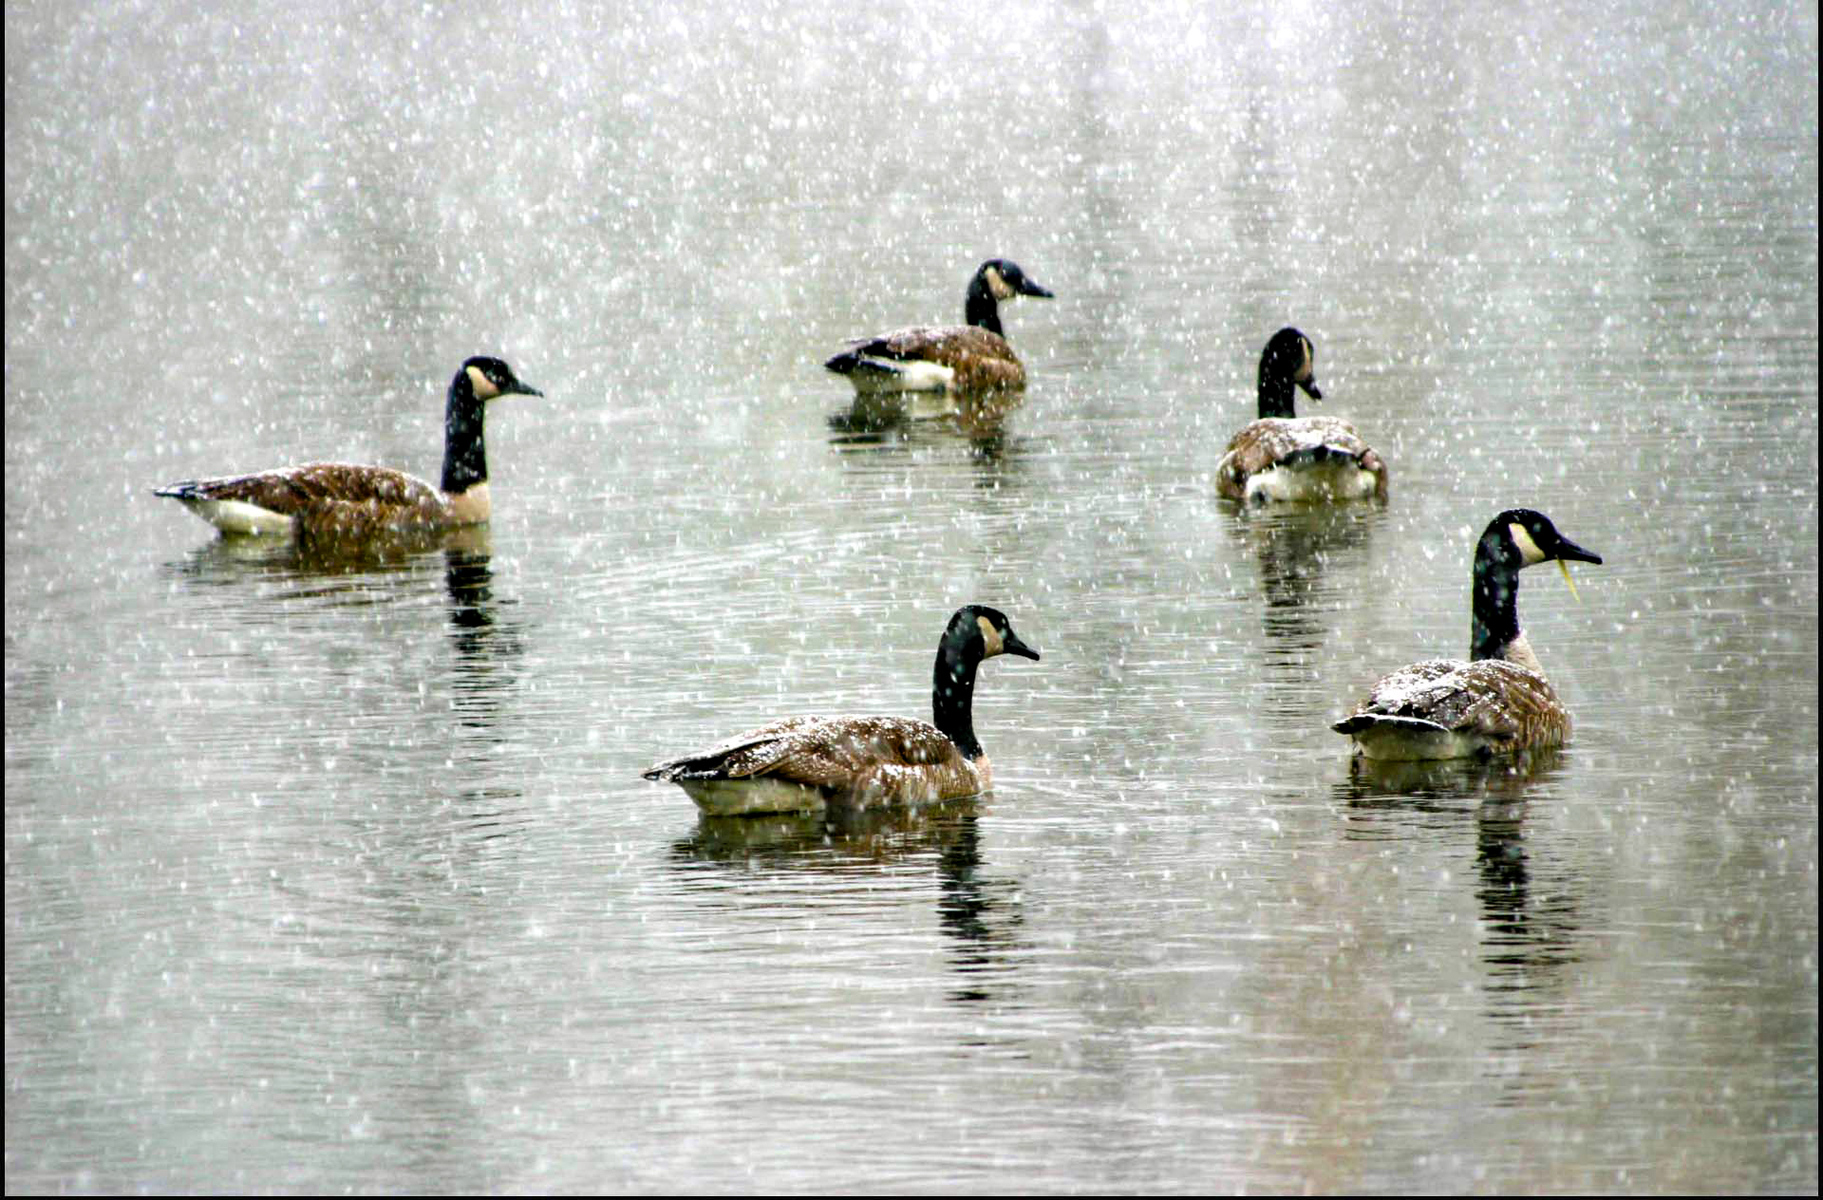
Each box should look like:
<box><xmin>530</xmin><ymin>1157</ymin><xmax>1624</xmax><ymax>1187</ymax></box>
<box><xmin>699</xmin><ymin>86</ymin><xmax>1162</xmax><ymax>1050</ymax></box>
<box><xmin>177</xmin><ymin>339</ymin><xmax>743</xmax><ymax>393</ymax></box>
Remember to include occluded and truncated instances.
<box><xmin>1280</xmin><ymin>444</ymin><xmax>1358</xmax><ymax>470</ymax></box>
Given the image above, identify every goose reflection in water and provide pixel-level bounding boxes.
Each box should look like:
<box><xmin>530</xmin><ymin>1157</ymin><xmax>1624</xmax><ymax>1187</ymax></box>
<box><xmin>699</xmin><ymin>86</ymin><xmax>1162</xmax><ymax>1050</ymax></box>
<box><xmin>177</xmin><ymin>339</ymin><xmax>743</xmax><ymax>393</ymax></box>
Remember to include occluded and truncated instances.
<box><xmin>442</xmin><ymin>538</ymin><xmax>529</xmax><ymax>734</ymax></box>
<box><xmin>670</xmin><ymin>798</ymin><xmax>1027</xmax><ymax>1006</ymax></box>
<box><xmin>162</xmin><ymin>522</ymin><xmax>496</xmax><ymax>598</ymax></box>
<box><xmin>827</xmin><ymin>384</ymin><xmax>1028</xmax><ymax>447</ymax></box>
<box><xmin>1335</xmin><ymin>754</ymin><xmax>1591</xmax><ymax>1100</ymax></box>
<box><xmin>828</xmin><ymin>404</ymin><xmax>1037</xmax><ymax>502</ymax></box>
<box><xmin>437</xmin><ymin>537</ymin><xmax>530</xmax><ymax>834</ymax></box>
<box><xmin>1235</xmin><ymin>505</ymin><xmax>1381</xmax><ymax>634</ymax></box>
<box><xmin>1227</xmin><ymin>505</ymin><xmax>1382</xmax><ymax>725</ymax></box>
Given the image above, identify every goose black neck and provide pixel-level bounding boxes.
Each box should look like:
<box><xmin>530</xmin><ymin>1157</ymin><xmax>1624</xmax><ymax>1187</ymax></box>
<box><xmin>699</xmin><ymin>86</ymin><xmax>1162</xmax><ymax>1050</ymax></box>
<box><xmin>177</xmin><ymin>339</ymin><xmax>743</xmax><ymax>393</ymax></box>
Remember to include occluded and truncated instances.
<box><xmin>964</xmin><ymin>274</ymin><xmax>1005</xmax><ymax>338</ymax></box>
<box><xmin>441</xmin><ymin>370</ymin><xmax>488</xmax><ymax>494</ymax></box>
<box><xmin>1469</xmin><ymin>530</ymin><xmax>1525</xmax><ymax>662</ymax></box>
<box><xmin>931</xmin><ymin>637</ymin><xmax>987</xmax><ymax>760</ymax></box>
<box><xmin>1257</xmin><ymin>359</ymin><xmax>1300</xmax><ymax>419</ymax></box>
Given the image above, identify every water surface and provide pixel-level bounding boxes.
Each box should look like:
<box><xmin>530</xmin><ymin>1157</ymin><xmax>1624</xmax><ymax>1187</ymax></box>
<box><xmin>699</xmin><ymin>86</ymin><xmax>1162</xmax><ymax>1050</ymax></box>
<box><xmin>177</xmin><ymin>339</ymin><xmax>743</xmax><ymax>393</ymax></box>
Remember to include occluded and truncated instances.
<box><xmin>5</xmin><ymin>0</ymin><xmax>1817</xmax><ymax>1192</ymax></box>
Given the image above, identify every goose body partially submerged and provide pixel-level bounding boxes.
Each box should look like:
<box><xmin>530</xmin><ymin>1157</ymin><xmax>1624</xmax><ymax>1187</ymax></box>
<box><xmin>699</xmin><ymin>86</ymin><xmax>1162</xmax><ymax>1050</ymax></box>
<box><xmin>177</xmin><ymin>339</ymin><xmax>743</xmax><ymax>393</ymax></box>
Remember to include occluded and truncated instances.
<box><xmin>825</xmin><ymin>259</ymin><xmax>1053</xmax><ymax>394</ymax></box>
<box><xmin>1333</xmin><ymin>509</ymin><xmax>1602</xmax><ymax>760</ymax></box>
<box><xmin>1215</xmin><ymin>328</ymin><xmax>1387</xmax><ymax>503</ymax></box>
<box><xmin>644</xmin><ymin>606</ymin><xmax>1041</xmax><ymax>816</ymax></box>
<box><xmin>154</xmin><ymin>357</ymin><xmax>541</xmax><ymax>542</ymax></box>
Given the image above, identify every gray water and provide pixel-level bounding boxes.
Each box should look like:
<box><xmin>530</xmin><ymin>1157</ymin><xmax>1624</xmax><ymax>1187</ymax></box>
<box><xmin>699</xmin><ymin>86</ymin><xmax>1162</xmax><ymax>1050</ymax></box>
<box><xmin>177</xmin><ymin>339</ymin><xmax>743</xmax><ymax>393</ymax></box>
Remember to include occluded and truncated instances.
<box><xmin>5</xmin><ymin>0</ymin><xmax>1817</xmax><ymax>1192</ymax></box>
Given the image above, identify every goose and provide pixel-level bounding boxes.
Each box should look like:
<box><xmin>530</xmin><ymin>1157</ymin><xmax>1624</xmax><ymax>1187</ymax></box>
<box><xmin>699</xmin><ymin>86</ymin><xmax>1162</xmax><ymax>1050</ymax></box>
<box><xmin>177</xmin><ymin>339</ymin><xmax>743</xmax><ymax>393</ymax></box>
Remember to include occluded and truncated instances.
<box><xmin>824</xmin><ymin>259</ymin><xmax>1053</xmax><ymax>393</ymax></box>
<box><xmin>1332</xmin><ymin>509</ymin><xmax>1603</xmax><ymax>761</ymax></box>
<box><xmin>1215</xmin><ymin>327</ymin><xmax>1388</xmax><ymax>503</ymax></box>
<box><xmin>154</xmin><ymin>356</ymin><xmax>541</xmax><ymax>541</ymax></box>
<box><xmin>644</xmin><ymin>605</ymin><xmax>1041</xmax><ymax>816</ymax></box>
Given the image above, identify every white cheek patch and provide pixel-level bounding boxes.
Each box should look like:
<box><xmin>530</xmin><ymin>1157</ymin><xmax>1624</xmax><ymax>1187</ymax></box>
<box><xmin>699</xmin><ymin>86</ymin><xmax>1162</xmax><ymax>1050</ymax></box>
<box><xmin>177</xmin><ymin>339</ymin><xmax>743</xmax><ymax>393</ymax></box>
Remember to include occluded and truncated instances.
<box><xmin>467</xmin><ymin>365</ymin><xmax>501</xmax><ymax>400</ymax></box>
<box><xmin>985</xmin><ymin>267</ymin><xmax>1014</xmax><ymax>301</ymax></box>
<box><xmin>1297</xmin><ymin>338</ymin><xmax>1314</xmax><ymax>383</ymax></box>
<box><xmin>1509</xmin><ymin>522</ymin><xmax>1547</xmax><ymax>565</ymax></box>
<box><xmin>977</xmin><ymin>615</ymin><xmax>1004</xmax><ymax>656</ymax></box>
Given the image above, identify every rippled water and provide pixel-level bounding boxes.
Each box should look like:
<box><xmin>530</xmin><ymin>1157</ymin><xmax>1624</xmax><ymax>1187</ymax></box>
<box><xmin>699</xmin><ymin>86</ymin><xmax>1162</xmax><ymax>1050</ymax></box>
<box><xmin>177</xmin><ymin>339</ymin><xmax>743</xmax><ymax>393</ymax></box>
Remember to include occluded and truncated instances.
<box><xmin>6</xmin><ymin>0</ymin><xmax>1816</xmax><ymax>1191</ymax></box>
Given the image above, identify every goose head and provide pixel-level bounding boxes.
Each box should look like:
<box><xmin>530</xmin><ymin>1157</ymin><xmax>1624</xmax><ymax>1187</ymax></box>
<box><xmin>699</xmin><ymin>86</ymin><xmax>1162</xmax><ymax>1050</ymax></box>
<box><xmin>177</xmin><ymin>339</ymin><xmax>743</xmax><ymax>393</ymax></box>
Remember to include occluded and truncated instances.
<box><xmin>1257</xmin><ymin>327</ymin><xmax>1322</xmax><ymax>417</ymax></box>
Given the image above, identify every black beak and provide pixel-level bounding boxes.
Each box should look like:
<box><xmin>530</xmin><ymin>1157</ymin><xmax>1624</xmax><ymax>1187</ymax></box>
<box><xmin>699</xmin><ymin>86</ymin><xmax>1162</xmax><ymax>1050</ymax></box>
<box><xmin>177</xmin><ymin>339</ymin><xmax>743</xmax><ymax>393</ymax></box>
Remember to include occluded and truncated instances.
<box><xmin>1020</xmin><ymin>279</ymin><xmax>1055</xmax><ymax>300</ymax></box>
<box><xmin>1003</xmin><ymin>631</ymin><xmax>1041</xmax><ymax>661</ymax></box>
<box><xmin>1555</xmin><ymin>534</ymin><xmax>1602</xmax><ymax>565</ymax></box>
<box><xmin>1299</xmin><ymin>377</ymin><xmax>1322</xmax><ymax>401</ymax></box>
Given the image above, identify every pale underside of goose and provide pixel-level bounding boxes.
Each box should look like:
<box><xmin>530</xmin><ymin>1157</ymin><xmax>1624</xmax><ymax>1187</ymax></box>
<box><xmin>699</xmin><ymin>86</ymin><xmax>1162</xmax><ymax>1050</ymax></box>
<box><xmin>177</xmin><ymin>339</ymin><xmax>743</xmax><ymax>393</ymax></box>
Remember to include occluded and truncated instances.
<box><xmin>645</xmin><ymin>715</ymin><xmax>992</xmax><ymax>816</ymax></box>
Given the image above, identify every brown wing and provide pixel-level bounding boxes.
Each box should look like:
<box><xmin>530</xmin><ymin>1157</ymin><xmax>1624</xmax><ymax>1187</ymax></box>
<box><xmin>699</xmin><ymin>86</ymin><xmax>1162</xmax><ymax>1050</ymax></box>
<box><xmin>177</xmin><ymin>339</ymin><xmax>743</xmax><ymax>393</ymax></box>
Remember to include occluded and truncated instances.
<box><xmin>1336</xmin><ymin>659</ymin><xmax>1570</xmax><ymax>752</ymax></box>
<box><xmin>843</xmin><ymin>325</ymin><xmax>1027</xmax><ymax>391</ymax></box>
<box><xmin>1455</xmin><ymin>661</ymin><xmax>1572</xmax><ymax>750</ymax></box>
<box><xmin>1216</xmin><ymin>417</ymin><xmax>1385</xmax><ymax>499</ymax></box>
<box><xmin>645</xmin><ymin>715</ymin><xmax>982</xmax><ymax>802</ymax></box>
<box><xmin>159</xmin><ymin>463</ymin><xmax>457</xmax><ymax>537</ymax></box>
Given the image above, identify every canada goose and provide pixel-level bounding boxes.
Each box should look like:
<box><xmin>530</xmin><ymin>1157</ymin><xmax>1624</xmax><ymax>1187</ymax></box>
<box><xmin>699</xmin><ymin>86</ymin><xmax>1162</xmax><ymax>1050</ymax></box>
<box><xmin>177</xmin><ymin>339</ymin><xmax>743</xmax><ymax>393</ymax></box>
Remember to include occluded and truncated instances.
<box><xmin>824</xmin><ymin>259</ymin><xmax>1053</xmax><ymax>393</ymax></box>
<box><xmin>643</xmin><ymin>605</ymin><xmax>1041</xmax><ymax>816</ymax></box>
<box><xmin>154</xmin><ymin>356</ymin><xmax>541</xmax><ymax>541</ymax></box>
<box><xmin>1215</xmin><ymin>328</ymin><xmax>1388</xmax><ymax>503</ymax></box>
<box><xmin>1332</xmin><ymin>509</ymin><xmax>1602</xmax><ymax>761</ymax></box>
